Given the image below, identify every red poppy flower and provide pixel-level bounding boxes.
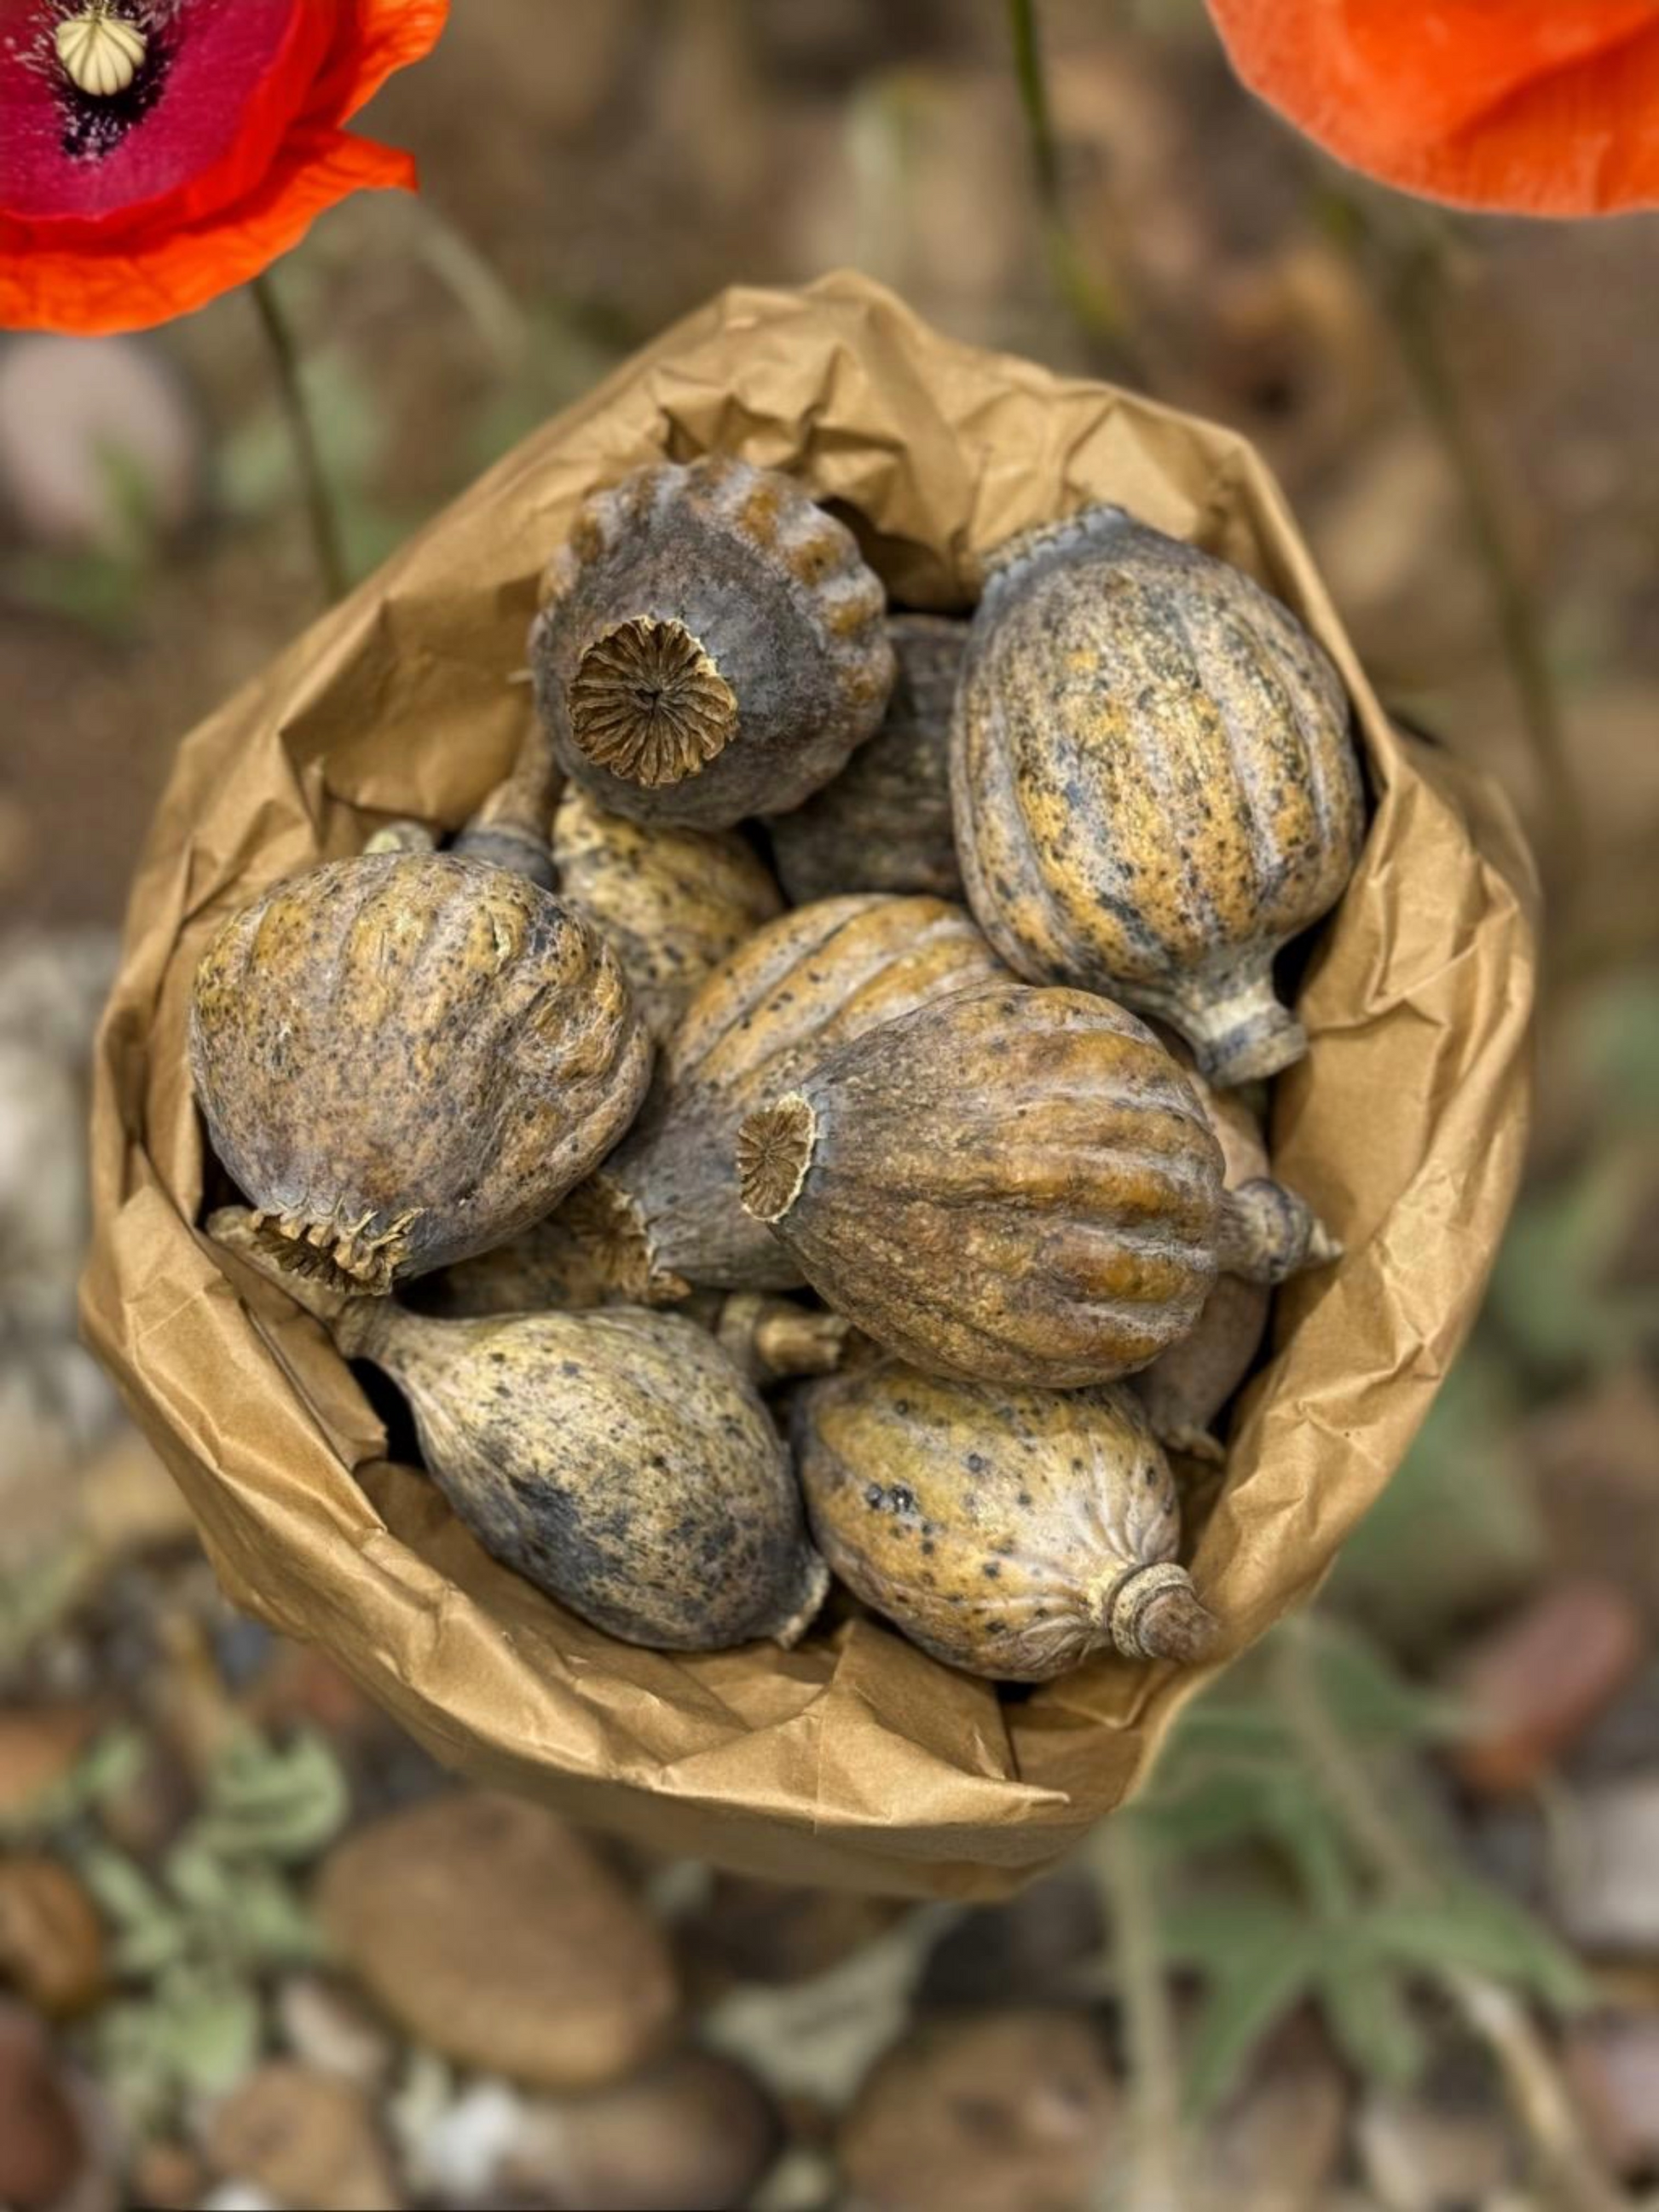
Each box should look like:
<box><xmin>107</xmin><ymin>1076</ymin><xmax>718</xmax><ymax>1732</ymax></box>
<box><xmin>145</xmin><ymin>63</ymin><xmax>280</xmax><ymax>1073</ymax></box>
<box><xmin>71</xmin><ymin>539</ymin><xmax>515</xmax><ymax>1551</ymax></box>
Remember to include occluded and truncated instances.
<box><xmin>0</xmin><ymin>0</ymin><xmax>448</xmax><ymax>333</ymax></box>
<box><xmin>1206</xmin><ymin>0</ymin><xmax>1659</xmax><ymax>216</ymax></box>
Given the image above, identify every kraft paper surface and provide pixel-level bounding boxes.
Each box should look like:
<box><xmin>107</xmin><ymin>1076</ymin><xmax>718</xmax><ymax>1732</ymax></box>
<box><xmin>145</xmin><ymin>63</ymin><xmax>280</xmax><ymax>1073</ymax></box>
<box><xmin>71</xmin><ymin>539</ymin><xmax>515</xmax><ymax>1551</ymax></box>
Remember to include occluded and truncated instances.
<box><xmin>83</xmin><ymin>274</ymin><xmax>1538</xmax><ymax>1899</ymax></box>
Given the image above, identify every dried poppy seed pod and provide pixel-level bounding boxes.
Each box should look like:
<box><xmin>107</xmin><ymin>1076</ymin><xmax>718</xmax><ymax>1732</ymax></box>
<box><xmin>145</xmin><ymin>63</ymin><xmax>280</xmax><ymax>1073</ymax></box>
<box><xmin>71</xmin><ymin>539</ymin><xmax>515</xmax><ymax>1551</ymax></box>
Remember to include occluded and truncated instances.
<box><xmin>552</xmin><ymin>787</ymin><xmax>783</xmax><ymax>1045</ymax></box>
<box><xmin>404</xmin><ymin>1214</ymin><xmax>620</xmax><ymax>1320</ymax></box>
<box><xmin>740</xmin><ymin>985</ymin><xmax>1340</xmax><ymax>1389</ymax></box>
<box><xmin>530</xmin><ymin>455</ymin><xmax>894</xmax><ymax>829</ymax></box>
<box><xmin>1131</xmin><ymin>1074</ymin><xmax>1271</xmax><ymax>1461</ymax></box>
<box><xmin>766</xmin><ymin>613</ymin><xmax>966</xmax><ymax>904</ymax></box>
<box><xmin>953</xmin><ymin>506</ymin><xmax>1365</xmax><ymax>1088</ymax></box>
<box><xmin>210</xmin><ymin>1209</ymin><xmax>827</xmax><ymax>1653</ymax></box>
<box><xmin>567</xmin><ymin>894</ymin><xmax>1009</xmax><ymax>1302</ymax></box>
<box><xmin>795</xmin><ymin>1360</ymin><xmax>1217</xmax><ymax>1681</ymax></box>
<box><xmin>738</xmin><ymin>984</ymin><xmax>1226</xmax><ymax>1389</ymax></box>
<box><xmin>190</xmin><ymin>852</ymin><xmax>650</xmax><ymax>1295</ymax></box>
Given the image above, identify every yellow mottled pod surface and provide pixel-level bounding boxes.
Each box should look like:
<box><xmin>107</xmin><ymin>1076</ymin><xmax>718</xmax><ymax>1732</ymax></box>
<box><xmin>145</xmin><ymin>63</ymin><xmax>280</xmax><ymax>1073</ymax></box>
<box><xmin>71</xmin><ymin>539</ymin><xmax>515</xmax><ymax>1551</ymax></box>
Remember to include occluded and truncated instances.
<box><xmin>953</xmin><ymin>507</ymin><xmax>1365</xmax><ymax>1088</ymax></box>
<box><xmin>552</xmin><ymin>787</ymin><xmax>783</xmax><ymax>1046</ymax></box>
<box><xmin>570</xmin><ymin>894</ymin><xmax>1008</xmax><ymax>1300</ymax></box>
<box><xmin>767</xmin><ymin>614</ymin><xmax>966</xmax><ymax>904</ymax></box>
<box><xmin>795</xmin><ymin>1360</ymin><xmax>1216</xmax><ymax>1681</ymax></box>
<box><xmin>1130</xmin><ymin>1072</ymin><xmax>1272</xmax><ymax>1462</ymax></box>
<box><xmin>738</xmin><ymin>984</ymin><xmax>1226</xmax><ymax>1388</ymax></box>
<box><xmin>211</xmin><ymin>1210</ymin><xmax>825</xmax><ymax>1651</ymax></box>
<box><xmin>190</xmin><ymin>852</ymin><xmax>650</xmax><ymax>1295</ymax></box>
<box><xmin>529</xmin><ymin>455</ymin><xmax>894</xmax><ymax>830</ymax></box>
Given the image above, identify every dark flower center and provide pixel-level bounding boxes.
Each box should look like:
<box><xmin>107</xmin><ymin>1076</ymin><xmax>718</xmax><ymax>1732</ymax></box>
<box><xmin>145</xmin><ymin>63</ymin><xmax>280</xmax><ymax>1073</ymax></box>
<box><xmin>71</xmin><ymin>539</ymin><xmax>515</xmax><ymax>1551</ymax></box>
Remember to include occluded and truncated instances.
<box><xmin>56</xmin><ymin>15</ymin><xmax>172</xmax><ymax>164</ymax></box>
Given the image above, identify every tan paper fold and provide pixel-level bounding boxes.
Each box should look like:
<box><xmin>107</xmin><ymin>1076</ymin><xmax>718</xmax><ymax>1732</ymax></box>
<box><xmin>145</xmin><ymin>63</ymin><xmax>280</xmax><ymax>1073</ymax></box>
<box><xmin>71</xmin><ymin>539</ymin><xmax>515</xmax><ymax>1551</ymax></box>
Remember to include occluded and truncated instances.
<box><xmin>82</xmin><ymin>274</ymin><xmax>1537</xmax><ymax>1899</ymax></box>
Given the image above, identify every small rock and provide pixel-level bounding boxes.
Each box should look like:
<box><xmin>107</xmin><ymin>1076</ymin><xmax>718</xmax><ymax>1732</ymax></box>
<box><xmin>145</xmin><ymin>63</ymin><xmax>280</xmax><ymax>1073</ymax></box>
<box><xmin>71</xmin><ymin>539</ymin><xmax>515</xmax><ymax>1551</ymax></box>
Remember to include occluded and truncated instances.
<box><xmin>1555</xmin><ymin>1780</ymin><xmax>1659</xmax><ymax>1955</ymax></box>
<box><xmin>0</xmin><ymin>1706</ymin><xmax>100</xmax><ymax>1822</ymax></box>
<box><xmin>204</xmin><ymin>2061</ymin><xmax>402</xmax><ymax>2212</ymax></box>
<box><xmin>0</xmin><ymin>2003</ymin><xmax>84</xmax><ymax>2210</ymax></box>
<box><xmin>1193</xmin><ymin>2013</ymin><xmax>1349</xmax><ymax>2210</ymax></box>
<box><xmin>838</xmin><ymin>2010</ymin><xmax>1118</xmax><ymax>2212</ymax></box>
<box><xmin>916</xmin><ymin>1871</ymin><xmax>1106</xmax><ymax>2009</ymax></box>
<box><xmin>316</xmin><ymin>1790</ymin><xmax>678</xmax><ymax>2091</ymax></box>
<box><xmin>0</xmin><ymin>1856</ymin><xmax>105</xmax><ymax>2016</ymax></box>
<box><xmin>691</xmin><ymin>1872</ymin><xmax>907</xmax><ymax>1991</ymax></box>
<box><xmin>505</xmin><ymin>2050</ymin><xmax>780</xmax><ymax>2212</ymax></box>
<box><xmin>127</xmin><ymin>2139</ymin><xmax>208</xmax><ymax>2211</ymax></box>
<box><xmin>0</xmin><ymin>335</ymin><xmax>201</xmax><ymax>555</ymax></box>
<box><xmin>1449</xmin><ymin>1579</ymin><xmax>1646</xmax><ymax>1796</ymax></box>
<box><xmin>1356</xmin><ymin>2066</ymin><xmax>1519</xmax><ymax>2211</ymax></box>
<box><xmin>1564</xmin><ymin>2009</ymin><xmax>1659</xmax><ymax>2177</ymax></box>
<box><xmin>276</xmin><ymin>1973</ymin><xmax>396</xmax><ymax>2091</ymax></box>
<box><xmin>403</xmin><ymin>2079</ymin><xmax>528</xmax><ymax>2204</ymax></box>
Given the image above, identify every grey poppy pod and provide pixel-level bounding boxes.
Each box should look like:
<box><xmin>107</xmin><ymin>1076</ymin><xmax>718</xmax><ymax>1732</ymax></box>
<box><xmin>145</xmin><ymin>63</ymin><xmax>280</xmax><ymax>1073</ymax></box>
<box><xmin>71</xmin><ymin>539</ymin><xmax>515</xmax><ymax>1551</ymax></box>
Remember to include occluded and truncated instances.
<box><xmin>529</xmin><ymin>454</ymin><xmax>895</xmax><ymax>830</ymax></box>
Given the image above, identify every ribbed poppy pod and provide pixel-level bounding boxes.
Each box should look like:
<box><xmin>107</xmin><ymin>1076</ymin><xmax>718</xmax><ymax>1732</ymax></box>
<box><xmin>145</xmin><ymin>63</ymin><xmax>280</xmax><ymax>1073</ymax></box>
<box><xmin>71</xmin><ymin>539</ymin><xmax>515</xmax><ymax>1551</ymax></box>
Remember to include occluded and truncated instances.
<box><xmin>566</xmin><ymin>895</ymin><xmax>1009</xmax><ymax>1302</ymax></box>
<box><xmin>529</xmin><ymin>455</ymin><xmax>894</xmax><ymax>830</ymax></box>
<box><xmin>738</xmin><ymin>985</ymin><xmax>1339</xmax><ymax>1389</ymax></box>
<box><xmin>209</xmin><ymin>1211</ymin><xmax>827</xmax><ymax>1654</ymax></box>
<box><xmin>952</xmin><ymin>507</ymin><xmax>1365</xmax><ymax>1088</ymax></box>
<box><xmin>767</xmin><ymin>614</ymin><xmax>966</xmax><ymax>904</ymax></box>
<box><xmin>1130</xmin><ymin>1071</ymin><xmax>1271</xmax><ymax>1461</ymax></box>
<box><xmin>552</xmin><ymin>787</ymin><xmax>783</xmax><ymax>1045</ymax></box>
<box><xmin>795</xmin><ymin>1360</ymin><xmax>1217</xmax><ymax>1681</ymax></box>
<box><xmin>190</xmin><ymin>852</ymin><xmax>650</xmax><ymax>1296</ymax></box>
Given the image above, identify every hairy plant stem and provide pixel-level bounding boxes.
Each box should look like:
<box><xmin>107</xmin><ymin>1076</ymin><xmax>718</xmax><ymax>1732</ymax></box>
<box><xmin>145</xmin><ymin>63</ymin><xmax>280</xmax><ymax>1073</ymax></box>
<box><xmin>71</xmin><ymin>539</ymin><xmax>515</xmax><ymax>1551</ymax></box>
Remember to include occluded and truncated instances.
<box><xmin>250</xmin><ymin>269</ymin><xmax>349</xmax><ymax>606</ymax></box>
<box><xmin>1095</xmin><ymin>1818</ymin><xmax>1185</xmax><ymax>2212</ymax></box>
<box><xmin>1004</xmin><ymin>0</ymin><xmax>1144</xmax><ymax>384</ymax></box>
<box><xmin>1274</xmin><ymin>1619</ymin><xmax>1618</xmax><ymax>2212</ymax></box>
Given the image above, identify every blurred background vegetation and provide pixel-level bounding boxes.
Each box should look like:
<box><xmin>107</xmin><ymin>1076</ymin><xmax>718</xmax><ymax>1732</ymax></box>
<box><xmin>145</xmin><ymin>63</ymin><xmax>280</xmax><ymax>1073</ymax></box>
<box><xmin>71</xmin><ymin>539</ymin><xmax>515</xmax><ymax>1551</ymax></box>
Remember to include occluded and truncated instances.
<box><xmin>1</xmin><ymin>3</ymin><xmax>1656</xmax><ymax>2207</ymax></box>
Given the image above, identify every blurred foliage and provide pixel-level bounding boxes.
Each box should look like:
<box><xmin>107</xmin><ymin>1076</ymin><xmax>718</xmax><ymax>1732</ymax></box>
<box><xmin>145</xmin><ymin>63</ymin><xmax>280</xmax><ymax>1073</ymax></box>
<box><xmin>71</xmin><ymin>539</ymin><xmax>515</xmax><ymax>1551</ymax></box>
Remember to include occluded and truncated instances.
<box><xmin>1121</xmin><ymin>1616</ymin><xmax>1587</xmax><ymax>2117</ymax></box>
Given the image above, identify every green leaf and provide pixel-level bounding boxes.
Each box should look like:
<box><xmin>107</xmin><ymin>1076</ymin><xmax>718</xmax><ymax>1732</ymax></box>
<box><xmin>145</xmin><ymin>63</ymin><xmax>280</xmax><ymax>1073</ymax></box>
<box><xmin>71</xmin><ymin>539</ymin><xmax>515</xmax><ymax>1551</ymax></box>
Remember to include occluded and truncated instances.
<box><xmin>1182</xmin><ymin>1925</ymin><xmax>1326</xmax><ymax>2117</ymax></box>
<box><xmin>1362</xmin><ymin>1887</ymin><xmax>1591</xmax><ymax>2013</ymax></box>
<box><xmin>75</xmin><ymin>1844</ymin><xmax>192</xmax><ymax>1977</ymax></box>
<box><xmin>1319</xmin><ymin>1949</ymin><xmax>1428</xmax><ymax>2086</ymax></box>
<box><xmin>0</xmin><ymin>1724</ymin><xmax>145</xmax><ymax>1844</ymax></box>
<box><xmin>1293</xmin><ymin>1617</ymin><xmax>1467</xmax><ymax>1747</ymax></box>
<box><xmin>193</xmin><ymin>1725</ymin><xmax>350</xmax><ymax>1863</ymax></box>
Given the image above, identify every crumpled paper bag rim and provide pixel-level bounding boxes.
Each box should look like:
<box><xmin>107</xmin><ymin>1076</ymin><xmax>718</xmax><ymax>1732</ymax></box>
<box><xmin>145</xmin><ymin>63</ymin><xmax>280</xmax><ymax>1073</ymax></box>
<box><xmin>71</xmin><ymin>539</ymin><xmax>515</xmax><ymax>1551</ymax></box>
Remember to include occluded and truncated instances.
<box><xmin>83</xmin><ymin>272</ymin><xmax>1538</xmax><ymax>1899</ymax></box>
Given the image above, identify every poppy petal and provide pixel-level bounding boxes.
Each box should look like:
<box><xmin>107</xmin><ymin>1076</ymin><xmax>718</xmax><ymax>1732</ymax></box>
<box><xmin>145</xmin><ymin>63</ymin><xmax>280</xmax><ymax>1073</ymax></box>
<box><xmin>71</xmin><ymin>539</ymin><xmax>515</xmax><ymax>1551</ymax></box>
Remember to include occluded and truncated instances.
<box><xmin>1206</xmin><ymin>0</ymin><xmax>1659</xmax><ymax>214</ymax></box>
<box><xmin>0</xmin><ymin>124</ymin><xmax>416</xmax><ymax>335</ymax></box>
<box><xmin>309</xmin><ymin>0</ymin><xmax>451</xmax><ymax>127</ymax></box>
<box><xmin>0</xmin><ymin>0</ymin><xmax>334</xmax><ymax>235</ymax></box>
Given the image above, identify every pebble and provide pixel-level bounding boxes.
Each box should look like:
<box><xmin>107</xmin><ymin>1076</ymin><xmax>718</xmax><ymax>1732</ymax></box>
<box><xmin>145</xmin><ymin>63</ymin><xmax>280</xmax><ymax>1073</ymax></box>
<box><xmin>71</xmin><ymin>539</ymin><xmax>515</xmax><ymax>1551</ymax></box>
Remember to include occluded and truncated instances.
<box><xmin>0</xmin><ymin>1856</ymin><xmax>105</xmax><ymax>2016</ymax></box>
<box><xmin>1356</xmin><ymin>2071</ymin><xmax>1520</xmax><ymax>2210</ymax></box>
<box><xmin>1564</xmin><ymin>2008</ymin><xmax>1659</xmax><ymax>2176</ymax></box>
<box><xmin>1449</xmin><ymin>1578</ymin><xmax>1645</xmax><ymax>1796</ymax></box>
<box><xmin>837</xmin><ymin>2010</ymin><xmax>1118</xmax><ymax>2212</ymax></box>
<box><xmin>1554</xmin><ymin>1779</ymin><xmax>1659</xmax><ymax>1955</ymax></box>
<box><xmin>0</xmin><ymin>1706</ymin><xmax>100</xmax><ymax>1822</ymax></box>
<box><xmin>204</xmin><ymin>2061</ymin><xmax>402</xmax><ymax>2212</ymax></box>
<box><xmin>0</xmin><ymin>335</ymin><xmax>201</xmax><ymax>555</ymax></box>
<box><xmin>315</xmin><ymin>1790</ymin><xmax>678</xmax><ymax>2090</ymax></box>
<box><xmin>275</xmin><ymin>1972</ymin><xmax>396</xmax><ymax>2092</ymax></box>
<box><xmin>0</xmin><ymin>2003</ymin><xmax>84</xmax><ymax>2210</ymax></box>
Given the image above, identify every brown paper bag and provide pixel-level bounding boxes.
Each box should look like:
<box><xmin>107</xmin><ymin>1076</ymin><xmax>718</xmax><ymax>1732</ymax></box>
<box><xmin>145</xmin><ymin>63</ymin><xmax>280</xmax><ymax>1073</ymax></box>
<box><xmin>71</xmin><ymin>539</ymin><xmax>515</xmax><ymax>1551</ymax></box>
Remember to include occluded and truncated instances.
<box><xmin>83</xmin><ymin>274</ymin><xmax>1537</xmax><ymax>1900</ymax></box>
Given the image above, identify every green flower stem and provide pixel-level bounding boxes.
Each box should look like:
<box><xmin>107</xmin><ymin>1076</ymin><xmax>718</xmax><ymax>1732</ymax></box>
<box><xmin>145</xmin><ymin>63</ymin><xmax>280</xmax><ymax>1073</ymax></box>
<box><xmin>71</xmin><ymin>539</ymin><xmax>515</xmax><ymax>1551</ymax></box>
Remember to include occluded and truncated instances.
<box><xmin>250</xmin><ymin>269</ymin><xmax>348</xmax><ymax>605</ymax></box>
<box><xmin>1096</xmin><ymin>1817</ymin><xmax>1185</xmax><ymax>2211</ymax></box>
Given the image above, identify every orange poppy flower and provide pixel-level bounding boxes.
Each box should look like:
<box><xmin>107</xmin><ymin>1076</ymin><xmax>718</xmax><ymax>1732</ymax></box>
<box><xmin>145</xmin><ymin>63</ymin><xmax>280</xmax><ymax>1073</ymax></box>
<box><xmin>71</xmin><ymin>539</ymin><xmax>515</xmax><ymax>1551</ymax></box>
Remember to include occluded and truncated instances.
<box><xmin>1206</xmin><ymin>0</ymin><xmax>1659</xmax><ymax>215</ymax></box>
<box><xmin>0</xmin><ymin>0</ymin><xmax>448</xmax><ymax>334</ymax></box>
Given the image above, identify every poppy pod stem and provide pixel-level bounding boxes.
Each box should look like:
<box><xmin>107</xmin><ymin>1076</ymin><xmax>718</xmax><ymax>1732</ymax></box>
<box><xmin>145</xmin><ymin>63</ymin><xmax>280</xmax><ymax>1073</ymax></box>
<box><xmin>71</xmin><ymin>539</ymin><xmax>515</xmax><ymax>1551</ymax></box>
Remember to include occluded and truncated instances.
<box><xmin>249</xmin><ymin>271</ymin><xmax>348</xmax><ymax>606</ymax></box>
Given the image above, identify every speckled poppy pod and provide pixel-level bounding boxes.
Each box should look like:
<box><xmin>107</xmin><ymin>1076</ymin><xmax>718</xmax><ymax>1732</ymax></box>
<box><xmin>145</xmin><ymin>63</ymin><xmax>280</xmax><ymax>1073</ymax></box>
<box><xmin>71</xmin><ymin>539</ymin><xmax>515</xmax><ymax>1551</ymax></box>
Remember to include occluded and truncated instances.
<box><xmin>952</xmin><ymin>506</ymin><xmax>1366</xmax><ymax>1089</ymax></box>
<box><xmin>795</xmin><ymin>1360</ymin><xmax>1216</xmax><ymax>1682</ymax></box>
<box><xmin>189</xmin><ymin>847</ymin><xmax>650</xmax><ymax>1297</ymax></box>
<box><xmin>565</xmin><ymin>893</ymin><xmax>1009</xmax><ymax>1302</ymax></box>
<box><xmin>766</xmin><ymin>613</ymin><xmax>967</xmax><ymax>904</ymax></box>
<box><xmin>209</xmin><ymin>1210</ymin><xmax>828</xmax><ymax>1653</ymax></box>
<box><xmin>529</xmin><ymin>454</ymin><xmax>895</xmax><ymax>830</ymax></box>
<box><xmin>551</xmin><ymin>786</ymin><xmax>783</xmax><ymax>1045</ymax></box>
<box><xmin>738</xmin><ymin>983</ymin><xmax>1340</xmax><ymax>1389</ymax></box>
